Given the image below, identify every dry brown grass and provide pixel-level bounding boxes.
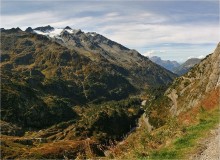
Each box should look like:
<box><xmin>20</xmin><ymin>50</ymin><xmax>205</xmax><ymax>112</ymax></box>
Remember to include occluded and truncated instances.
<box><xmin>1</xmin><ymin>135</ymin><xmax>102</xmax><ymax>159</ymax></box>
<box><xmin>179</xmin><ymin>88</ymin><xmax>219</xmax><ymax>126</ymax></box>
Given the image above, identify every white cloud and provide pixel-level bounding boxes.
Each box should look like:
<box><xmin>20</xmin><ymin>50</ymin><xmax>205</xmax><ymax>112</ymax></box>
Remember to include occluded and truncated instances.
<box><xmin>2</xmin><ymin>9</ymin><xmax>218</xmax><ymax>48</ymax></box>
<box><xmin>159</xmin><ymin>50</ymin><xmax>166</xmax><ymax>53</ymax></box>
<box><xmin>142</xmin><ymin>49</ymin><xmax>166</xmax><ymax>57</ymax></box>
<box><xmin>103</xmin><ymin>24</ymin><xmax>219</xmax><ymax>49</ymax></box>
<box><xmin>105</xmin><ymin>12</ymin><xmax>119</xmax><ymax>17</ymax></box>
<box><xmin>187</xmin><ymin>55</ymin><xmax>205</xmax><ymax>60</ymax></box>
<box><xmin>197</xmin><ymin>55</ymin><xmax>205</xmax><ymax>59</ymax></box>
<box><xmin>143</xmin><ymin>50</ymin><xmax>155</xmax><ymax>57</ymax></box>
<box><xmin>1</xmin><ymin>11</ymin><xmax>61</xmax><ymax>29</ymax></box>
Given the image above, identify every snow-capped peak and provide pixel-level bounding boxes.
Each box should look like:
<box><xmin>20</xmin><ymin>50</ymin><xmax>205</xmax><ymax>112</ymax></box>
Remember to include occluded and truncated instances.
<box><xmin>32</xmin><ymin>26</ymin><xmax>75</xmax><ymax>38</ymax></box>
<box><xmin>34</xmin><ymin>28</ymin><xmax>62</xmax><ymax>37</ymax></box>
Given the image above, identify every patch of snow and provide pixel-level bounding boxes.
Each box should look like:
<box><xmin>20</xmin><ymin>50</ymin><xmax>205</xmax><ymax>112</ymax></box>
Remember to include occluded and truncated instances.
<box><xmin>54</xmin><ymin>36</ymin><xmax>63</xmax><ymax>40</ymax></box>
<box><xmin>90</xmin><ymin>33</ymin><xmax>95</xmax><ymax>36</ymax></box>
<box><xmin>33</xmin><ymin>28</ymin><xmax>63</xmax><ymax>38</ymax></box>
<box><xmin>65</xmin><ymin>29</ymin><xmax>73</xmax><ymax>33</ymax></box>
<box><xmin>72</xmin><ymin>29</ymin><xmax>81</xmax><ymax>34</ymax></box>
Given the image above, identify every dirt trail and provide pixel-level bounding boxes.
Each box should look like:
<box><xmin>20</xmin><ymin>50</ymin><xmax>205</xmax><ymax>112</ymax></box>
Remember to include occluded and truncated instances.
<box><xmin>190</xmin><ymin>125</ymin><xmax>220</xmax><ymax>160</ymax></box>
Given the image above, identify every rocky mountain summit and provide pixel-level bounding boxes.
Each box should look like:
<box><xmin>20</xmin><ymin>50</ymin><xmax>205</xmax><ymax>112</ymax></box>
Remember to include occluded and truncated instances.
<box><xmin>28</xmin><ymin>26</ymin><xmax>176</xmax><ymax>86</ymax></box>
<box><xmin>30</xmin><ymin>26</ymin><xmax>173</xmax><ymax>72</ymax></box>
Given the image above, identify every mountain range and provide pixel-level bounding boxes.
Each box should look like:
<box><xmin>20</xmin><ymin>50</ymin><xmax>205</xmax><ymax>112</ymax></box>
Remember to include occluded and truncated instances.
<box><xmin>1</xmin><ymin>26</ymin><xmax>177</xmax><ymax>159</ymax></box>
<box><xmin>173</xmin><ymin>58</ymin><xmax>201</xmax><ymax>75</ymax></box>
<box><xmin>149</xmin><ymin>56</ymin><xmax>180</xmax><ymax>72</ymax></box>
<box><xmin>1</xmin><ymin>25</ymin><xmax>219</xmax><ymax>159</ymax></box>
<box><xmin>149</xmin><ymin>56</ymin><xmax>201</xmax><ymax>75</ymax></box>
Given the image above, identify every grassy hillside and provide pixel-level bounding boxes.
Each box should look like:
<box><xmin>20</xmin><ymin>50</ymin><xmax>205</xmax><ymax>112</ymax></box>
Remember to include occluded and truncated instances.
<box><xmin>109</xmin><ymin>88</ymin><xmax>219</xmax><ymax>159</ymax></box>
<box><xmin>109</xmin><ymin>43</ymin><xmax>220</xmax><ymax>159</ymax></box>
<box><xmin>1</xmin><ymin>29</ymin><xmax>137</xmax><ymax>130</ymax></box>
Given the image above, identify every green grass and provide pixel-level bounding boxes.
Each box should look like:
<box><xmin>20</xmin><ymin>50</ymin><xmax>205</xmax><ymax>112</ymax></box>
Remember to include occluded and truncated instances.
<box><xmin>151</xmin><ymin>149</ymin><xmax>177</xmax><ymax>159</ymax></box>
<box><xmin>149</xmin><ymin>108</ymin><xmax>219</xmax><ymax>159</ymax></box>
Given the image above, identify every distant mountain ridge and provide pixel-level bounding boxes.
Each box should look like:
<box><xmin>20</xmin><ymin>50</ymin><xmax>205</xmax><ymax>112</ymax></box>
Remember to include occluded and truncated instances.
<box><xmin>149</xmin><ymin>55</ymin><xmax>202</xmax><ymax>75</ymax></box>
<box><xmin>149</xmin><ymin>56</ymin><xmax>180</xmax><ymax>72</ymax></box>
<box><xmin>173</xmin><ymin>58</ymin><xmax>201</xmax><ymax>75</ymax></box>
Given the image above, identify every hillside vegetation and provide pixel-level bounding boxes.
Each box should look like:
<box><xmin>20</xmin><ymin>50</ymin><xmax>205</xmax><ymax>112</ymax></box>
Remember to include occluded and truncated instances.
<box><xmin>0</xmin><ymin>27</ymin><xmax>176</xmax><ymax>159</ymax></box>
<box><xmin>110</xmin><ymin>43</ymin><xmax>220</xmax><ymax>159</ymax></box>
<box><xmin>1</xmin><ymin>27</ymin><xmax>218</xmax><ymax>159</ymax></box>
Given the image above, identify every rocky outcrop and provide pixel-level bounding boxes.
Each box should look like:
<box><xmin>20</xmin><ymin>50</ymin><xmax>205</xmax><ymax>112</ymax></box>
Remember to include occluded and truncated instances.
<box><xmin>167</xmin><ymin>89</ymin><xmax>178</xmax><ymax>116</ymax></box>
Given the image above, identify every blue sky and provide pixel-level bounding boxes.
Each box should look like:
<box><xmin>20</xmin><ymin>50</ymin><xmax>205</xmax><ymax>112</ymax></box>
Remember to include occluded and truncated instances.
<box><xmin>1</xmin><ymin>0</ymin><xmax>219</xmax><ymax>62</ymax></box>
